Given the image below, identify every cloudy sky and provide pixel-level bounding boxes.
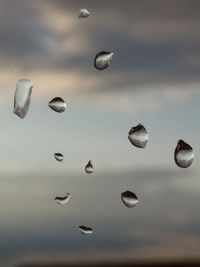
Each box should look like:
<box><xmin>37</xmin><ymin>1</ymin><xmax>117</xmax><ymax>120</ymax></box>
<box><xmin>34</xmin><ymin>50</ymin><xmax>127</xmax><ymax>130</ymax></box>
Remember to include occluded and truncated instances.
<box><xmin>0</xmin><ymin>0</ymin><xmax>200</xmax><ymax>266</ymax></box>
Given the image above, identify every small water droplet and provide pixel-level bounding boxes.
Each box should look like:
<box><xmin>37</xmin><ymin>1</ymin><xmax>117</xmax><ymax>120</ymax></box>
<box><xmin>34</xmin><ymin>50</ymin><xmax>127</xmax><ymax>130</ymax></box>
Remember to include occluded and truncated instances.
<box><xmin>85</xmin><ymin>160</ymin><xmax>94</xmax><ymax>174</ymax></box>
<box><xmin>78</xmin><ymin>8</ymin><xmax>90</xmax><ymax>18</ymax></box>
<box><xmin>54</xmin><ymin>153</ymin><xmax>64</xmax><ymax>162</ymax></box>
<box><xmin>121</xmin><ymin>191</ymin><xmax>139</xmax><ymax>208</ymax></box>
<box><xmin>13</xmin><ymin>78</ymin><xmax>33</xmax><ymax>119</ymax></box>
<box><xmin>79</xmin><ymin>225</ymin><xmax>93</xmax><ymax>235</ymax></box>
<box><xmin>128</xmin><ymin>124</ymin><xmax>148</xmax><ymax>148</ymax></box>
<box><xmin>94</xmin><ymin>51</ymin><xmax>114</xmax><ymax>70</ymax></box>
<box><xmin>48</xmin><ymin>97</ymin><xmax>66</xmax><ymax>113</ymax></box>
<box><xmin>174</xmin><ymin>139</ymin><xmax>194</xmax><ymax>168</ymax></box>
<box><xmin>55</xmin><ymin>193</ymin><xmax>71</xmax><ymax>205</ymax></box>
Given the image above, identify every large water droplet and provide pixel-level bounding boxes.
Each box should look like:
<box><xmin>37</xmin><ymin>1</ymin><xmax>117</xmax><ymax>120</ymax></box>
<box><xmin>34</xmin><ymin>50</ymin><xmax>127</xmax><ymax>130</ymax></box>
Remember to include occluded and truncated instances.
<box><xmin>48</xmin><ymin>97</ymin><xmax>66</xmax><ymax>113</ymax></box>
<box><xmin>174</xmin><ymin>139</ymin><xmax>194</xmax><ymax>168</ymax></box>
<box><xmin>79</xmin><ymin>225</ymin><xmax>93</xmax><ymax>235</ymax></box>
<box><xmin>128</xmin><ymin>124</ymin><xmax>148</xmax><ymax>148</ymax></box>
<box><xmin>13</xmin><ymin>78</ymin><xmax>33</xmax><ymax>119</ymax></box>
<box><xmin>94</xmin><ymin>51</ymin><xmax>114</xmax><ymax>70</ymax></box>
<box><xmin>85</xmin><ymin>160</ymin><xmax>94</xmax><ymax>174</ymax></box>
<box><xmin>55</xmin><ymin>193</ymin><xmax>71</xmax><ymax>205</ymax></box>
<box><xmin>54</xmin><ymin>153</ymin><xmax>64</xmax><ymax>162</ymax></box>
<box><xmin>121</xmin><ymin>191</ymin><xmax>139</xmax><ymax>208</ymax></box>
<box><xmin>78</xmin><ymin>8</ymin><xmax>90</xmax><ymax>18</ymax></box>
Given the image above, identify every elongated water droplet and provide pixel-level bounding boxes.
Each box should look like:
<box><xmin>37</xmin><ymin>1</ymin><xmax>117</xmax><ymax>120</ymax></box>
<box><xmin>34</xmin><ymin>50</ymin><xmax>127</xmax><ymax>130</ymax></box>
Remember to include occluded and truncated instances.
<box><xmin>48</xmin><ymin>97</ymin><xmax>66</xmax><ymax>113</ymax></box>
<box><xmin>174</xmin><ymin>139</ymin><xmax>194</xmax><ymax>168</ymax></box>
<box><xmin>85</xmin><ymin>160</ymin><xmax>94</xmax><ymax>174</ymax></box>
<box><xmin>121</xmin><ymin>191</ymin><xmax>139</xmax><ymax>208</ymax></box>
<box><xmin>54</xmin><ymin>153</ymin><xmax>64</xmax><ymax>162</ymax></box>
<box><xmin>128</xmin><ymin>124</ymin><xmax>148</xmax><ymax>148</ymax></box>
<box><xmin>94</xmin><ymin>51</ymin><xmax>114</xmax><ymax>70</ymax></box>
<box><xmin>79</xmin><ymin>225</ymin><xmax>93</xmax><ymax>235</ymax></box>
<box><xmin>78</xmin><ymin>8</ymin><xmax>90</xmax><ymax>18</ymax></box>
<box><xmin>55</xmin><ymin>193</ymin><xmax>71</xmax><ymax>205</ymax></box>
<box><xmin>13</xmin><ymin>78</ymin><xmax>33</xmax><ymax>119</ymax></box>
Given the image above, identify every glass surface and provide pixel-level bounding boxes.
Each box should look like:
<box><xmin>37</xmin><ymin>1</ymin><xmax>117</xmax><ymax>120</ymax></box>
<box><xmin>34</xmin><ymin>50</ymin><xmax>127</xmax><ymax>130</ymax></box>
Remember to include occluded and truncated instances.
<box><xmin>0</xmin><ymin>1</ymin><xmax>199</xmax><ymax>266</ymax></box>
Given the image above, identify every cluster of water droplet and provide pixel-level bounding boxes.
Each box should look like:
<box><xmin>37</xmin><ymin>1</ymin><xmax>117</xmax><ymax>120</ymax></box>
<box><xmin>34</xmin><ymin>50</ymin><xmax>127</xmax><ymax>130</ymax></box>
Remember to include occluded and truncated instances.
<box><xmin>12</xmin><ymin>8</ymin><xmax>194</xmax><ymax>237</ymax></box>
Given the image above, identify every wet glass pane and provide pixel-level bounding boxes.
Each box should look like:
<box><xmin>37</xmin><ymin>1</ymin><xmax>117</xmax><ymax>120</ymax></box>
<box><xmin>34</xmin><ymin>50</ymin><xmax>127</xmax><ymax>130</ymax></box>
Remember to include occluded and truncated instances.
<box><xmin>0</xmin><ymin>1</ymin><xmax>199</xmax><ymax>267</ymax></box>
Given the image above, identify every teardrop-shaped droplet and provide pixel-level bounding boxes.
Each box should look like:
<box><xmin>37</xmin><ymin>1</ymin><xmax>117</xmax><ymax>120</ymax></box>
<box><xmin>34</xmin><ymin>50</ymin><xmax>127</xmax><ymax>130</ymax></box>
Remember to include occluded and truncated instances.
<box><xmin>54</xmin><ymin>153</ymin><xmax>64</xmax><ymax>162</ymax></box>
<box><xmin>121</xmin><ymin>191</ymin><xmax>139</xmax><ymax>208</ymax></box>
<box><xmin>78</xmin><ymin>8</ymin><xmax>90</xmax><ymax>18</ymax></box>
<box><xmin>174</xmin><ymin>139</ymin><xmax>194</xmax><ymax>168</ymax></box>
<box><xmin>128</xmin><ymin>124</ymin><xmax>148</xmax><ymax>148</ymax></box>
<box><xmin>79</xmin><ymin>225</ymin><xmax>93</xmax><ymax>235</ymax></box>
<box><xmin>48</xmin><ymin>97</ymin><xmax>66</xmax><ymax>113</ymax></box>
<box><xmin>55</xmin><ymin>193</ymin><xmax>71</xmax><ymax>205</ymax></box>
<box><xmin>13</xmin><ymin>78</ymin><xmax>33</xmax><ymax>119</ymax></box>
<box><xmin>85</xmin><ymin>160</ymin><xmax>94</xmax><ymax>174</ymax></box>
<box><xmin>94</xmin><ymin>51</ymin><xmax>114</xmax><ymax>70</ymax></box>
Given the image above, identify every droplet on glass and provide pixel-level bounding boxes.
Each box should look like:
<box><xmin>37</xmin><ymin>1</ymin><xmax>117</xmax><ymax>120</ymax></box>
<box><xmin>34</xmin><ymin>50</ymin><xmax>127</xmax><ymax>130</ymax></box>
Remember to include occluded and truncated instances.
<box><xmin>79</xmin><ymin>225</ymin><xmax>93</xmax><ymax>235</ymax></box>
<box><xmin>78</xmin><ymin>8</ymin><xmax>90</xmax><ymax>18</ymax></box>
<box><xmin>121</xmin><ymin>191</ymin><xmax>139</xmax><ymax>208</ymax></box>
<box><xmin>55</xmin><ymin>193</ymin><xmax>71</xmax><ymax>205</ymax></box>
<box><xmin>174</xmin><ymin>139</ymin><xmax>194</xmax><ymax>168</ymax></box>
<box><xmin>54</xmin><ymin>153</ymin><xmax>64</xmax><ymax>162</ymax></box>
<box><xmin>48</xmin><ymin>97</ymin><xmax>66</xmax><ymax>113</ymax></box>
<box><xmin>128</xmin><ymin>124</ymin><xmax>148</xmax><ymax>148</ymax></box>
<box><xmin>85</xmin><ymin>160</ymin><xmax>94</xmax><ymax>174</ymax></box>
<box><xmin>94</xmin><ymin>51</ymin><xmax>114</xmax><ymax>70</ymax></box>
<box><xmin>13</xmin><ymin>78</ymin><xmax>33</xmax><ymax>119</ymax></box>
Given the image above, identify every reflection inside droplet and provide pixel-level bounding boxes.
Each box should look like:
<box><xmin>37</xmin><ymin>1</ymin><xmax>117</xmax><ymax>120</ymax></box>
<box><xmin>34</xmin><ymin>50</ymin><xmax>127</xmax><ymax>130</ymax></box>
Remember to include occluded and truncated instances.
<box><xmin>174</xmin><ymin>139</ymin><xmax>194</xmax><ymax>168</ymax></box>
<box><xmin>85</xmin><ymin>160</ymin><xmax>94</xmax><ymax>174</ymax></box>
<box><xmin>13</xmin><ymin>78</ymin><xmax>33</xmax><ymax>119</ymax></box>
<box><xmin>48</xmin><ymin>97</ymin><xmax>66</xmax><ymax>113</ymax></box>
<box><xmin>94</xmin><ymin>51</ymin><xmax>114</xmax><ymax>70</ymax></box>
<box><xmin>128</xmin><ymin>124</ymin><xmax>148</xmax><ymax>148</ymax></box>
<box><xmin>79</xmin><ymin>225</ymin><xmax>93</xmax><ymax>235</ymax></box>
<box><xmin>54</xmin><ymin>153</ymin><xmax>64</xmax><ymax>162</ymax></box>
<box><xmin>121</xmin><ymin>190</ymin><xmax>139</xmax><ymax>208</ymax></box>
<box><xmin>78</xmin><ymin>8</ymin><xmax>90</xmax><ymax>18</ymax></box>
<box><xmin>55</xmin><ymin>193</ymin><xmax>71</xmax><ymax>205</ymax></box>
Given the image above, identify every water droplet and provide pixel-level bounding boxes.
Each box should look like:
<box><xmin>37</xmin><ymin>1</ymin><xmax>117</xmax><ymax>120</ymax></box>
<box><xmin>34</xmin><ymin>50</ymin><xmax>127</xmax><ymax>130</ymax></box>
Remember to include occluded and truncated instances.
<box><xmin>55</xmin><ymin>193</ymin><xmax>71</xmax><ymax>205</ymax></box>
<box><xmin>54</xmin><ymin>153</ymin><xmax>64</xmax><ymax>162</ymax></box>
<box><xmin>79</xmin><ymin>225</ymin><xmax>93</xmax><ymax>235</ymax></box>
<box><xmin>174</xmin><ymin>139</ymin><xmax>194</xmax><ymax>168</ymax></box>
<box><xmin>48</xmin><ymin>97</ymin><xmax>66</xmax><ymax>113</ymax></box>
<box><xmin>94</xmin><ymin>51</ymin><xmax>114</xmax><ymax>70</ymax></box>
<box><xmin>85</xmin><ymin>160</ymin><xmax>94</xmax><ymax>174</ymax></box>
<box><xmin>13</xmin><ymin>78</ymin><xmax>33</xmax><ymax>119</ymax></box>
<box><xmin>121</xmin><ymin>191</ymin><xmax>139</xmax><ymax>208</ymax></box>
<box><xmin>78</xmin><ymin>8</ymin><xmax>90</xmax><ymax>18</ymax></box>
<box><xmin>128</xmin><ymin>124</ymin><xmax>148</xmax><ymax>148</ymax></box>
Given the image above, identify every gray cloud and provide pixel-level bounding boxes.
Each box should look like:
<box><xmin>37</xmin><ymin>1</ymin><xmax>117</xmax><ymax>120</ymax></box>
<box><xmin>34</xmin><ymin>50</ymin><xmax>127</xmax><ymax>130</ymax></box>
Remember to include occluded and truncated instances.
<box><xmin>0</xmin><ymin>0</ymin><xmax>199</xmax><ymax>93</ymax></box>
<box><xmin>2</xmin><ymin>168</ymin><xmax>200</xmax><ymax>266</ymax></box>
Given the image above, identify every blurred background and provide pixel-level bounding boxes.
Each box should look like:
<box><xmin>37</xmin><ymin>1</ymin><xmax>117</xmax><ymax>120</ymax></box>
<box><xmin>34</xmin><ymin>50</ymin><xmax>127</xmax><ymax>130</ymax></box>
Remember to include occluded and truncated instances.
<box><xmin>0</xmin><ymin>0</ymin><xmax>200</xmax><ymax>266</ymax></box>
